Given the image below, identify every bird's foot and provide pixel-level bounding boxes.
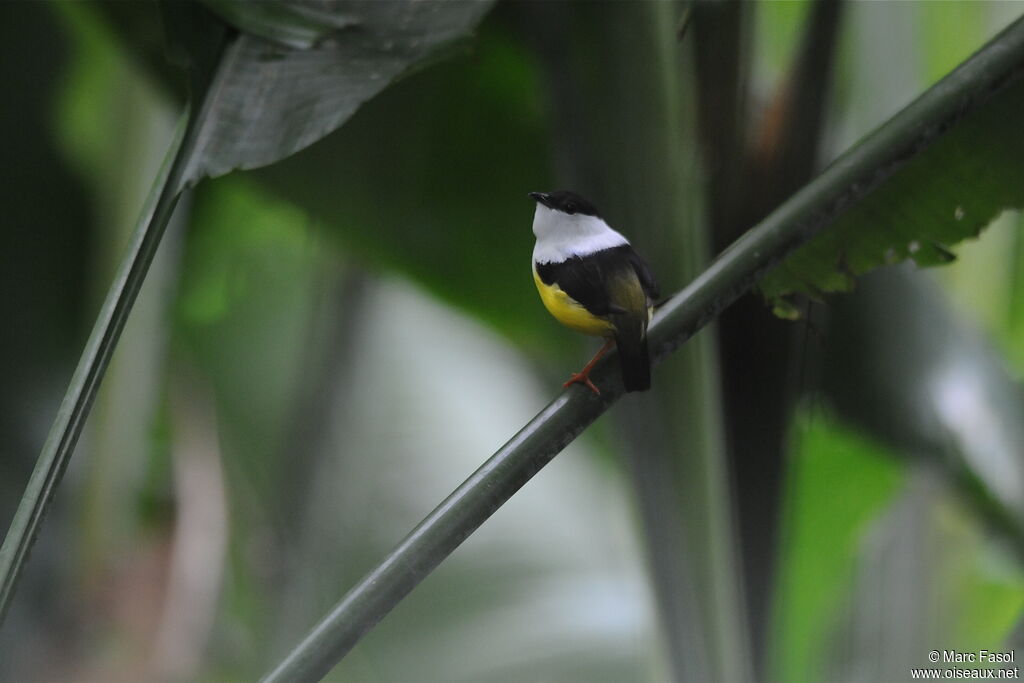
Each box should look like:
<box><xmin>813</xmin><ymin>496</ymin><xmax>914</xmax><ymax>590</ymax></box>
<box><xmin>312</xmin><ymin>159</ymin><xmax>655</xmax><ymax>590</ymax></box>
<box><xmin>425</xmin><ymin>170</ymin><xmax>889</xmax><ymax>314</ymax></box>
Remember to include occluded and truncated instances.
<box><xmin>563</xmin><ymin>372</ymin><xmax>601</xmax><ymax>395</ymax></box>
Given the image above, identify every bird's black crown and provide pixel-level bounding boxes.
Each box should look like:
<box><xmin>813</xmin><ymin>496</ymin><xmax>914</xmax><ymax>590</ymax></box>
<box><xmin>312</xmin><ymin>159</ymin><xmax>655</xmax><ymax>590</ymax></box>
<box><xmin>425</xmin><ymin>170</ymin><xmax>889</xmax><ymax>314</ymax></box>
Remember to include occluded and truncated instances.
<box><xmin>529</xmin><ymin>190</ymin><xmax>601</xmax><ymax>217</ymax></box>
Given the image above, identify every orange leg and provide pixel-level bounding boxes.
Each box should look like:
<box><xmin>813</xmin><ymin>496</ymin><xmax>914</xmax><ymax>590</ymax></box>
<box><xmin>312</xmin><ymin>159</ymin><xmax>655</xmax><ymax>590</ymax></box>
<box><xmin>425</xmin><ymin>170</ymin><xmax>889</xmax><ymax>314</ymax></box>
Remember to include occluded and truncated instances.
<box><xmin>563</xmin><ymin>338</ymin><xmax>614</xmax><ymax>395</ymax></box>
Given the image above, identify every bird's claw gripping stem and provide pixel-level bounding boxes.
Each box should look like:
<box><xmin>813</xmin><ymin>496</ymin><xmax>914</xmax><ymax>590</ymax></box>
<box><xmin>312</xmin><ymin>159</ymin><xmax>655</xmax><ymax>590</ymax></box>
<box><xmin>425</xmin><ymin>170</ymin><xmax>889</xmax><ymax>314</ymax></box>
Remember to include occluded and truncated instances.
<box><xmin>563</xmin><ymin>372</ymin><xmax>601</xmax><ymax>395</ymax></box>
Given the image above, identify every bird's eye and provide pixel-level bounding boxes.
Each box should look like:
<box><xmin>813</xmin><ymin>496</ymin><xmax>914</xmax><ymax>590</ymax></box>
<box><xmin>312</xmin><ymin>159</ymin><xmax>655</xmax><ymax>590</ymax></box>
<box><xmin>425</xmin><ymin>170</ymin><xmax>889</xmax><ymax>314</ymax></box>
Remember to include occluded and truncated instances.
<box><xmin>565</xmin><ymin>203</ymin><xmax>577</xmax><ymax>214</ymax></box>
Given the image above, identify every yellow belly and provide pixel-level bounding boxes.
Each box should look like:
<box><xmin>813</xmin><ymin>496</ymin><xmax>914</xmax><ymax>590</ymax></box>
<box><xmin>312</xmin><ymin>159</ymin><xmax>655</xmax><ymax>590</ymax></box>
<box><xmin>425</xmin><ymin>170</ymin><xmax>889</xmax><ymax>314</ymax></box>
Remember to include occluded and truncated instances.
<box><xmin>533</xmin><ymin>268</ymin><xmax>613</xmax><ymax>336</ymax></box>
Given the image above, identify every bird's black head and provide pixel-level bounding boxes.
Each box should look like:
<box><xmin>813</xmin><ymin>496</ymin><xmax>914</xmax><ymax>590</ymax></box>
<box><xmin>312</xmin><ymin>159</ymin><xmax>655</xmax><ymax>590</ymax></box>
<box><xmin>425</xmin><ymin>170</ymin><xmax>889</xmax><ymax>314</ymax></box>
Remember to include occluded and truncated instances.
<box><xmin>528</xmin><ymin>190</ymin><xmax>601</xmax><ymax>218</ymax></box>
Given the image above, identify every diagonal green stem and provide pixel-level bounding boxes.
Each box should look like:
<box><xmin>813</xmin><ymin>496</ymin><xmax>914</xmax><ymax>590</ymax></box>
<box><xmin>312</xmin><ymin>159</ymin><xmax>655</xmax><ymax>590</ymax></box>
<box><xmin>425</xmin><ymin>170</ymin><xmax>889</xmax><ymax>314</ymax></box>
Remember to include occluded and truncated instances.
<box><xmin>260</xmin><ymin>15</ymin><xmax>1024</xmax><ymax>683</ymax></box>
<box><xmin>0</xmin><ymin>15</ymin><xmax>243</xmax><ymax>624</ymax></box>
<box><xmin>0</xmin><ymin>112</ymin><xmax>191</xmax><ymax>624</ymax></box>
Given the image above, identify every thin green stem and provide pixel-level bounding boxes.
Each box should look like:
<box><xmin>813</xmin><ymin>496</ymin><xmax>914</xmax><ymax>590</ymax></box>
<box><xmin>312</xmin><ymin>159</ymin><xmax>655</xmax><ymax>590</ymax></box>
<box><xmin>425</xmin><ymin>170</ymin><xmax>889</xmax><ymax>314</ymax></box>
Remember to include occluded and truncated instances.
<box><xmin>260</xmin><ymin>15</ymin><xmax>1024</xmax><ymax>683</ymax></box>
<box><xmin>0</xmin><ymin>14</ymin><xmax>244</xmax><ymax>623</ymax></box>
<box><xmin>0</xmin><ymin>111</ymin><xmax>192</xmax><ymax>624</ymax></box>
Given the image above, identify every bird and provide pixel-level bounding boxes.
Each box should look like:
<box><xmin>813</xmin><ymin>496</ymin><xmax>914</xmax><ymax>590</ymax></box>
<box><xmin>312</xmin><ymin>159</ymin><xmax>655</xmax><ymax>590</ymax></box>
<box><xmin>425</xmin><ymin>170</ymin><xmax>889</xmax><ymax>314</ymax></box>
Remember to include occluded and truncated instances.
<box><xmin>529</xmin><ymin>190</ymin><xmax>660</xmax><ymax>394</ymax></box>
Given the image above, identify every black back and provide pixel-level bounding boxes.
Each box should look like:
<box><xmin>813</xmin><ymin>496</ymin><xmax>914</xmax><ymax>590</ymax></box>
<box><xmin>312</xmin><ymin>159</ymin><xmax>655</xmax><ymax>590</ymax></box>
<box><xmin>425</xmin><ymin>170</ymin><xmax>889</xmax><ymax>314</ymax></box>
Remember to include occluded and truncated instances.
<box><xmin>535</xmin><ymin>244</ymin><xmax>660</xmax><ymax>318</ymax></box>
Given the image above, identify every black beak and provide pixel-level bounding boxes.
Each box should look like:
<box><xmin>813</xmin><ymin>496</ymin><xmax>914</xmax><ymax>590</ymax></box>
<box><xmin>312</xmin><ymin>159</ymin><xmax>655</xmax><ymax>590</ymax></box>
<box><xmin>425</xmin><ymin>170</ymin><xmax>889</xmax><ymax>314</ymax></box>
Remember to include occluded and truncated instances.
<box><xmin>528</xmin><ymin>191</ymin><xmax>550</xmax><ymax>206</ymax></box>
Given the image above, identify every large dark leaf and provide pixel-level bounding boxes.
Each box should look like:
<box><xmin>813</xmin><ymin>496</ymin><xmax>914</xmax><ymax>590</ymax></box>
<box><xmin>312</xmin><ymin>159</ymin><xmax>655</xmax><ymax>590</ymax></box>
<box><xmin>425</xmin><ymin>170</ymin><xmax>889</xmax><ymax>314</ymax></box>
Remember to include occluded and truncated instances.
<box><xmin>179</xmin><ymin>0</ymin><xmax>494</xmax><ymax>185</ymax></box>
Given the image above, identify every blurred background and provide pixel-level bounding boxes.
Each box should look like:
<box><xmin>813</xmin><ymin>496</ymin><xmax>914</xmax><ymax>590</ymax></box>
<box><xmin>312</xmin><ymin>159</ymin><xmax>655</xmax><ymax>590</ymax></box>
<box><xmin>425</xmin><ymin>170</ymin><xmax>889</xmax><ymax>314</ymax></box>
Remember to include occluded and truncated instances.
<box><xmin>1</xmin><ymin>1</ymin><xmax>1024</xmax><ymax>682</ymax></box>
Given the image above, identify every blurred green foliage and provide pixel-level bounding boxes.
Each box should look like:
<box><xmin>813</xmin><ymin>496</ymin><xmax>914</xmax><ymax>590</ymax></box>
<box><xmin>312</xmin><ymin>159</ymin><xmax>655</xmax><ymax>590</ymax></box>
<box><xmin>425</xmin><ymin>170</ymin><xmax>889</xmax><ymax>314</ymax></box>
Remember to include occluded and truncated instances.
<box><xmin>774</xmin><ymin>414</ymin><xmax>905</xmax><ymax>683</ymax></box>
<box><xmin>2</xmin><ymin>2</ymin><xmax>1024</xmax><ymax>682</ymax></box>
<box><xmin>941</xmin><ymin>210</ymin><xmax>1024</xmax><ymax>375</ymax></box>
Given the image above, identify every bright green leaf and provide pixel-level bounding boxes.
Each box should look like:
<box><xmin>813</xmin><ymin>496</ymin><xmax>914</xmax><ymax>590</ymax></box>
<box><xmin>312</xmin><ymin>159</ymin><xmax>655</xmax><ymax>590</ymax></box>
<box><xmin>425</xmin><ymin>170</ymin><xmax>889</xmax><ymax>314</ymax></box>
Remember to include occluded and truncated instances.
<box><xmin>759</xmin><ymin>42</ymin><xmax>1024</xmax><ymax>311</ymax></box>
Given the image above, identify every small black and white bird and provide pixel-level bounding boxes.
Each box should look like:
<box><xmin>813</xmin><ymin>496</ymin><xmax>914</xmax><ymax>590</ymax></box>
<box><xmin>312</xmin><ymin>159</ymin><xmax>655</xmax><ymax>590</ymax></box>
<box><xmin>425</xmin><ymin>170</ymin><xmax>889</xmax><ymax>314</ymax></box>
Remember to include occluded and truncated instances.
<box><xmin>529</xmin><ymin>190</ymin><xmax>660</xmax><ymax>394</ymax></box>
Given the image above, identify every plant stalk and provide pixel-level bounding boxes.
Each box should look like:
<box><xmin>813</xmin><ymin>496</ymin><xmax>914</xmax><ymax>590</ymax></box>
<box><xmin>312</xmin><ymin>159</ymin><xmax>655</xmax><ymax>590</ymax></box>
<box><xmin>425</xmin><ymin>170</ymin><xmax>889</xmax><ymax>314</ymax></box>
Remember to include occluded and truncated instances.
<box><xmin>0</xmin><ymin>112</ymin><xmax>192</xmax><ymax>624</ymax></box>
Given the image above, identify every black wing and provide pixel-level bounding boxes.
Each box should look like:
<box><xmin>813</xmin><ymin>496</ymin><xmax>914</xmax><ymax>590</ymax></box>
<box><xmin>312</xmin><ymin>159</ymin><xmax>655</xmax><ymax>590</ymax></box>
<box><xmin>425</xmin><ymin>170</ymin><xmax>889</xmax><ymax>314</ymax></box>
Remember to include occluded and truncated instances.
<box><xmin>536</xmin><ymin>253</ymin><xmax>620</xmax><ymax>316</ymax></box>
<box><xmin>626</xmin><ymin>247</ymin><xmax>659</xmax><ymax>301</ymax></box>
<box><xmin>535</xmin><ymin>245</ymin><xmax>656</xmax><ymax>317</ymax></box>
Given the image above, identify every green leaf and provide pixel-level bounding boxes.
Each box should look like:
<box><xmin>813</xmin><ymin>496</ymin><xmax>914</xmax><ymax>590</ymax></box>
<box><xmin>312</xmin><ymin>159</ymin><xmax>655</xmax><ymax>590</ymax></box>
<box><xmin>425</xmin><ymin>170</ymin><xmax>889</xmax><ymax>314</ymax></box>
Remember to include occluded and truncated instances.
<box><xmin>759</xmin><ymin>21</ymin><xmax>1024</xmax><ymax>310</ymax></box>
<box><xmin>178</xmin><ymin>0</ymin><xmax>494</xmax><ymax>185</ymax></box>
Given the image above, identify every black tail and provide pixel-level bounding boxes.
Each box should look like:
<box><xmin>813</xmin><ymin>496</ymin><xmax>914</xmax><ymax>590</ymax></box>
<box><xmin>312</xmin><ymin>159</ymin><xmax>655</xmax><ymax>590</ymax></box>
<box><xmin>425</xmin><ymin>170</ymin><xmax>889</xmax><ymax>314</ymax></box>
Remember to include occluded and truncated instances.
<box><xmin>615</xmin><ymin>320</ymin><xmax>651</xmax><ymax>392</ymax></box>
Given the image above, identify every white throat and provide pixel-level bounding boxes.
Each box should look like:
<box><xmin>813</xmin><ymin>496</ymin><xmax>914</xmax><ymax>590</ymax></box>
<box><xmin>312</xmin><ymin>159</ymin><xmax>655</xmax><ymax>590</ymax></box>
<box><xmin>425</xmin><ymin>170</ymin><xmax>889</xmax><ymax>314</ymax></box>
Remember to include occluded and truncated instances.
<box><xmin>531</xmin><ymin>204</ymin><xmax>628</xmax><ymax>264</ymax></box>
